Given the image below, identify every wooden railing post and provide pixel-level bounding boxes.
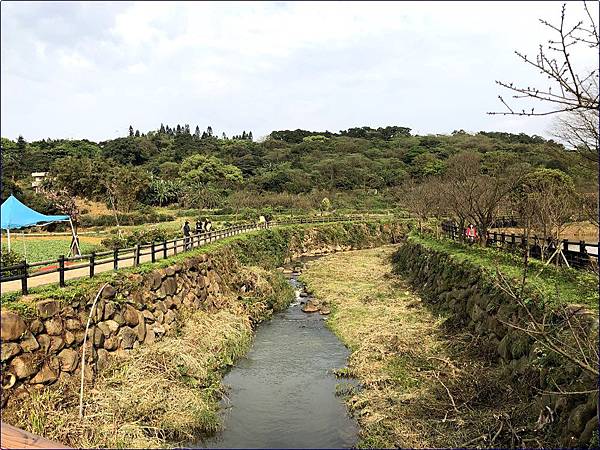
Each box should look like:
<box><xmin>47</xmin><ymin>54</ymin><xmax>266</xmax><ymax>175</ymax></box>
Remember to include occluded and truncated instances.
<box><xmin>174</xmin><ymin>239</ymin><xmax>178</xmax><ymax>255</ymax></box>
<box><xmin>163</xmin><ymin>240</ymin><xmax>168</xmax><ymax>259</ymax></box>
<box><xmin>151</xmin><ymin>242</ymin><xmax>156</xmax><ymax>263</ymax></box>
<box><xmin>113</xmin><ymin>249</ymin><xmax>119</xmax><ymax>270</ymax></box>
<box><xmin>58</xmin><ymin>255</ymin><xmax>66</xmax><ymax>287</ymax></box>
<box><xmin>21</xmin><ymin>262</ymin><xmax>28</xmax><ymax>295</ymax></box>
<box><xmin>89</xmin><ymin>252</ymin><xmax>95</xmax><ymax>278</ymax></box>
<box><xmin>135</xmin><ymin>244</ymin><xmax>141</xmax><ymax>266</ymax></box>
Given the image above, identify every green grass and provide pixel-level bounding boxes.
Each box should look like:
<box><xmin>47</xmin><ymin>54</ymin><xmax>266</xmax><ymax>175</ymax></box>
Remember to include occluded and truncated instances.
<box><xmin>2</xmin><ymin>239</ymin><xmax>101</xmax><ymax>263</ymax></box>
<box><xmin>409</xmin><ymin>233</ymin><xmax>599</xmax><ymax>308</ymax></box>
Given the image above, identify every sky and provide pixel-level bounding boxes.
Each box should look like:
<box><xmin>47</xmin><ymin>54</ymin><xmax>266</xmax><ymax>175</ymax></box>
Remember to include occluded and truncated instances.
<box><xmin>1</xmin><ymin>1</ymin><xmax>598</xmax><ymax>142</ymax></box>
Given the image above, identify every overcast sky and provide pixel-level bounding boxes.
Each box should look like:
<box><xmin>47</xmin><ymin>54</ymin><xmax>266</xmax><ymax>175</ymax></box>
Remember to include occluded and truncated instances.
<box><xmin>1</xmin><ymin>1</ymin><xmax>598</xmax><ymax>142</ymax></box>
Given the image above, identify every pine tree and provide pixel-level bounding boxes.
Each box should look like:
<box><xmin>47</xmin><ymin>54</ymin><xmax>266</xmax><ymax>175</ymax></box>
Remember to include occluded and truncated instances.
<box><xmin>16</xmin><ymin>135</ymin><xmax>26</xmax><ymax>150</ymax></box>
<box><xmin>207</xmin><ymin>126</ymin><xmax>213</xmax><ymax>137</ymax></box>
<box><xmin>135</xmin><ymin>130</ymin><xmax>140</xmax><ymax>137</ymax></box>
<box><xmin>160</xmin><ymin>123</ymin><xmax>166</xmax><ymax>134</ymax></box>
<box><xmin>201</xmin><ymin>131</ymin><xmax>208</xmax><ymax>139</ymax></box>
<box><xmin>129</xmin><ymin>125</ymin><xmax>134</xmax><ymax>137</ymax></box>
<box><xmin>242</xmin><ymin>131</ymin><xmax>247</xmax><ymax>140</ymax></box>
<box><xmin>176</xmin><ymin>124</ymin><xmax>181</xmax><ymax>135</ymax></box>
<box><xmin>222</xmin><ymin>132</ymin><xmax>227</xmax><ymax>140</ymax></box>
<box><xmin>248</xmin><ymin>131</ymin><xmax>253</xmax><ymax>141</ymax></box>
<box><xmin>184</xmin><ymin>124</ymin><xmax>190</xmax><ymax>134</ymax></box>
<box><xmin>194</xmin><ymin>126</ymin><xmax>201</xmax><ymax>140</ymax></box>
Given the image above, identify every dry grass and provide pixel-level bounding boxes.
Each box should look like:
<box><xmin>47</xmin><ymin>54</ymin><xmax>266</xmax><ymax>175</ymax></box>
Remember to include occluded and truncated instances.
<box><xmin>301</xmin><ymin>246</ymin><xmax>544</xmax><ymax>448</ymax></box>
<box><xmin>76</xmin><ymin>198</ymin><xmax>113</xmax><ymax>216</ymax></box>
<box><xmin>3</xmin><ymin>266</ymin><xmax>291</xmax><ymax>449</ymax></box>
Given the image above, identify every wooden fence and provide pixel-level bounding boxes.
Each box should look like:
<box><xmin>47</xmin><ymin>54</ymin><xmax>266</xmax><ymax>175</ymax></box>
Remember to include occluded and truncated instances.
<box><xmin>0</xmin><ymin>216</ymin><xmax>365</xmax><ymax>294</ymax></box>
<box><xmin>441</xmin><ymin>221</ymin><xmax>598</xmax><ymax>270</ymax></box>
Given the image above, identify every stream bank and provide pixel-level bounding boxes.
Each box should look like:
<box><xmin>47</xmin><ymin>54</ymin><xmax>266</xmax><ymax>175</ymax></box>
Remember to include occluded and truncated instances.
<box><xmin>198</xmin><ymin>264</ymin><xmax>358</xmax><ymax>449</ymax></box>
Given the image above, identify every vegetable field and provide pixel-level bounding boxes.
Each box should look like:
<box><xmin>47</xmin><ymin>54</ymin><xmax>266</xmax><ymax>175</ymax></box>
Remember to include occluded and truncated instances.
<box><xmin>1</xmin><ymin>237</ymin><xmax>103</xmax><ymax>263</ymax></box>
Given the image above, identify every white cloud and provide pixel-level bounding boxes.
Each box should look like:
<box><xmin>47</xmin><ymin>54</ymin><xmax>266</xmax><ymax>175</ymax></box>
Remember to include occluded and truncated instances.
<box><xmin>125</xmin><ymin>63</ymin><xmax>148</xmax><ymax>74</ymax></box>
<box><xmin>1</xmin><ymin>0</ymin><xmax>597</xmax><ymax>141</ymax></box>
<box><xmin>59</xmin><ymin>50</ymin><xmax>94</xmax><ymax>70</ymax></box>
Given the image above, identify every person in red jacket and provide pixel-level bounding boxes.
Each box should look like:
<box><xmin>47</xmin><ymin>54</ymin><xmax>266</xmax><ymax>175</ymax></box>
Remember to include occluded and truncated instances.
<box><xmin>465</xmin><ymin>223</ymin><xmax>478</xmax><ymax>244</ymax></box>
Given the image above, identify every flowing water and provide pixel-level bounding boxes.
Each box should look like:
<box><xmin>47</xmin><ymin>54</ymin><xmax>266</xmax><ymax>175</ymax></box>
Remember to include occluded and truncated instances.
<box><xmin>196</xmin><ymin>271</ymin><xmax>358</xmax><ymax>449</ymax></box>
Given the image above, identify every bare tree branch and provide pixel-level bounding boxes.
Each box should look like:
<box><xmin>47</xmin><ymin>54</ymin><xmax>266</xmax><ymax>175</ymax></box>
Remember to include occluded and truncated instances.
<box><xmin>489</xmin><ymin>2</ymin><xmax>599</xmax><ymax>117</ymax></box>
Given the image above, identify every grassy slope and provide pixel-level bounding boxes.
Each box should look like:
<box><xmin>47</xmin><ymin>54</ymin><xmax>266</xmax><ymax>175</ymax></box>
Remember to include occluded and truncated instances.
<box><xmin>409</xmin><ymin>233</ymin><xmax>598</xmax><ymax>308</ymax></box>
<box><xmin>300</xmin><ymin>246</ymin><xmax>563</xmax><ymax>448</ymax></box>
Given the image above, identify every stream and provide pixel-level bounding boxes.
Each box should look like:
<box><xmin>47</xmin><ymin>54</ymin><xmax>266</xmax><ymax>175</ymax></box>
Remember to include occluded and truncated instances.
<box><xmin>196</xmin><ymin>267</ymin><xmax>358</xmax><ymax>449</ymax></box>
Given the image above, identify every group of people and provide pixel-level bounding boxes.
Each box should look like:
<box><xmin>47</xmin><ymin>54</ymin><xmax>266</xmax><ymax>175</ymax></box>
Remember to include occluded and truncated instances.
<box><xmin>182</xmin><ymin>218</ymin><xmax>213</xmax><ymax>250</ymax></box>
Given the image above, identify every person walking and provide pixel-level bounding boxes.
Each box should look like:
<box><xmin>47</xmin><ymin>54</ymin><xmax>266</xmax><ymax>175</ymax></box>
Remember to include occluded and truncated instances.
<box><xmin>195</xmin><ymin>219</ymin><xmax>203</xmax><ymax>235</ymax></box>
<box><xmin>182</xmin><ymin>221</ymin><xmax>191</xmax><ymax>250</ymax></box>
<box><xmin>465</xmin><ymin>223</ymin><xmax>478</xmax><ymax>244</ymax></box>
<box><xmin>205</xmin><ymin>218</ymin><xmax>212</xmax><ymax>233</ymax></box>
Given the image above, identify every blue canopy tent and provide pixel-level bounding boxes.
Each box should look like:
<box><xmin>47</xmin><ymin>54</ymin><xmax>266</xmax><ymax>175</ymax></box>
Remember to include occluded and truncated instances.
<box><xmin>1</xmin><ymin>195</ymin><xmax>81</xmax><ymax>257</ymax></box>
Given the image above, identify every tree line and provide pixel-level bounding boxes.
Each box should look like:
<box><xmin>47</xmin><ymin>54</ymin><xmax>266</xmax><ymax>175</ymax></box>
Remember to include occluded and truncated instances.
<box><xmin>0</xmin><ymin>123</ymin><xmax>596</xmax><ymax>233</ymax></box>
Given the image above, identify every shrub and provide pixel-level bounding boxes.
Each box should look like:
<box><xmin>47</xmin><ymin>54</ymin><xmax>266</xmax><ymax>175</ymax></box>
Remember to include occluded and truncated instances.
<box><xmin>101</xmin><ymin>228</ymin><xmax>177</xmax><ymax>250</ymax></box>
<box><xmin>79</xmin><ymin>211</ymin><xmax>174</xmax><ymax>228</ymax></box>
<box><xmin>1</xmin><ymin>248</ymin><xmax>26</xmax><ymax>275</ymax></box>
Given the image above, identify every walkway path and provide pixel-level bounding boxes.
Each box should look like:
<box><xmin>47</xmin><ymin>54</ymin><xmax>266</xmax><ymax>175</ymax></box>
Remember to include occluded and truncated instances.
<box><xmin>0</xmin><ymin>225</ymin><xmax>260</xmax><ymax>294</ymax></box>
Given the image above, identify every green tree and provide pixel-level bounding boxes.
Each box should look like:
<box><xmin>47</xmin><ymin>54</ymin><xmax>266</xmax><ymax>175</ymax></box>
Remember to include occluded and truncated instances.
<box><xmin>158</xmin><ymin>162</ymin><xmax>180</xmax><ymax>180</ymax></box>
<box><xmin>101</xmin><ymin>137</ymin><xmax>150</xmax><ymax>165</ymax></box>
<box><xmin>16</xmin><ymin>135</ymin><xmax>26</xmax><ymax>150</ymax></box>
<box><xmin>179</xmin><ymin>154</ymin><xmax>243</xmax><ymax>185</ymax></box>
<box><xmin>409</xmin><ymin>153</ymin><xmax>445</xmax><ymax>178</ymax></box>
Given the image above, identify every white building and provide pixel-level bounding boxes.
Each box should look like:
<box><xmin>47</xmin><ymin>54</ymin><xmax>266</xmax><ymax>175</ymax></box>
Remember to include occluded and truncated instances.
<box><xmin>31</xmin><ymin>172</ymin><xmax>48</xmax><ymax>192</ymax></box>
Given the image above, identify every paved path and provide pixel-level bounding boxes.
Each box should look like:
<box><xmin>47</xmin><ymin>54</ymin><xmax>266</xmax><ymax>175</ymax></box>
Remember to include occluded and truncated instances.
<box><xmin>0</xmin><ymin>229</ymin><xmax>243</xmax><ymax>294</ymax></box>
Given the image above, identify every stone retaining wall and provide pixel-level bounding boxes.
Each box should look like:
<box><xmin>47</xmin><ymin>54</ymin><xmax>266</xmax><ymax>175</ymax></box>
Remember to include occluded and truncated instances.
<box><xmin>392</xmin><ymin>241</ymin><xmax>598</xmax><ymax>447</ymax></box>
<box><xmin>1</xmin><ymin>253</ymin><xmax>225</xmax><ymax>406</ymax></box>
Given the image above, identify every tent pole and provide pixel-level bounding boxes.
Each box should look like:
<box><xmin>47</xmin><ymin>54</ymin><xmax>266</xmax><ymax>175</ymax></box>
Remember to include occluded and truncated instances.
<box><xmin>7</xmin><ymin>228</ymin><xmax>10</xmax><ymax>252</ymax></box>
<box><xmin>22</xmin><ymin>231</ymin><xmax>27</xmax><ymax>261</ymax></box>
<box><xmin>68</xmin><ymin>218</ymin><xmax>81</xmax><ymax>257</ymax></box>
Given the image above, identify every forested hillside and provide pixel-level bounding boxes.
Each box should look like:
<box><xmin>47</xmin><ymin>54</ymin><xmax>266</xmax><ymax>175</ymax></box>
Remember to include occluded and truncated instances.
<box><xmin>1</xmin><ymin>124</ymin><xmax>595</xmax><ymax>221</ymax></box>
